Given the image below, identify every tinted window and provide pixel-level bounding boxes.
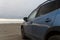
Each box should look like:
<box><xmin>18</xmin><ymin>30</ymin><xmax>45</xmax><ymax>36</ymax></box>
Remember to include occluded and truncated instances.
<box><xmin>36</xmin><ymin>0</ymin><xmax>60</xmax><ymax>17</ymax></box>
<box><xmin>28</xmin><ymin>9</ymin><xmax>38</xmax><ymax>20</ymax></box>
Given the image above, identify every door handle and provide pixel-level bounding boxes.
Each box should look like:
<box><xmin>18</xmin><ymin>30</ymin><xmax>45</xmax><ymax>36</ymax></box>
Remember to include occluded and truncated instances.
<box><xmin>45</xmin><ymin>18</ymin><xmax>51</xmax><ymax>22</ymax></box>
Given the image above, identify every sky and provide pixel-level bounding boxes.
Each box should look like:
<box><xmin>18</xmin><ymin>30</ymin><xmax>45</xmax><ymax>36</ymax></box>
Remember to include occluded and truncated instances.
<box><xmin>0</xmin><ymin>0</ymin><xmax>46</xmax><ymax>19</ymax></box>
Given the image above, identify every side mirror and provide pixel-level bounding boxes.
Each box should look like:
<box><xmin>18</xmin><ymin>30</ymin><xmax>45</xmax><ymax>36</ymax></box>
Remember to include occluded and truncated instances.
<box><xmin>23</xmin><ymin>17</ymin><xmax>28</xmax><ymax>22</ymax></box>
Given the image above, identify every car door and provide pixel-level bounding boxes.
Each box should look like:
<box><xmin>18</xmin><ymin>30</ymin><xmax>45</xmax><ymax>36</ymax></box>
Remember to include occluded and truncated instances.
<box><xmin>23</xmin><ymin>8</ymin><xmax>39</xmax><ymax>34</ymax></box>
<box><xmin>31</xmin><ymin>0</ymin><xmax>58</xmax><ymax>39</ymax></box>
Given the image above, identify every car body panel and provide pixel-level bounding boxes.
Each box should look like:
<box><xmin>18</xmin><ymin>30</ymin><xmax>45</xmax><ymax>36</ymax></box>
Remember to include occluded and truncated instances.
<box><xmin>22</xmin><ymin>0</ymin><xmax>60</xmax><ymax>40</ymax></box>
<box><xmin>53</xmin><ymin>9</ymin><xmax>60</xmax><ymax>26</ymax></box>
<box><xmin>23</xmin><ymin>9</ymin><xmax>59</xmax><ymax>40</ymax></box>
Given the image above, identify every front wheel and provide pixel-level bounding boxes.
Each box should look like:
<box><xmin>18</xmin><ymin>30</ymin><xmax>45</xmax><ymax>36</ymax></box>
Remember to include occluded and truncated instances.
<box><xmin>48</xmin><ymin>35</ymin><xmax>60</xmax><ymax>40</ymax></box>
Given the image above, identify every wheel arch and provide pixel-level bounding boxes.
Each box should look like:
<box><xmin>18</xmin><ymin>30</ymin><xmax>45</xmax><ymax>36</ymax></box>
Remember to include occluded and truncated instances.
<box><xmin>21</xmin><ymin>25</ymin><xmax>24</xmax><ymax>29</ymax></box>
<box><xmin>45</xmin><ymin>26</ymin><xmax>60</xmax><ymax>40</ymax></box>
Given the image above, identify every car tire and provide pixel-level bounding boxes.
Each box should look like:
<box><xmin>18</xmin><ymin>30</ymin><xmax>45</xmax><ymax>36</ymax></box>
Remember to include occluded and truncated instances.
<box><xmin>48</xmin><ymin>35</ymin><xmax>60</xmax><ymax>40</ymax></box>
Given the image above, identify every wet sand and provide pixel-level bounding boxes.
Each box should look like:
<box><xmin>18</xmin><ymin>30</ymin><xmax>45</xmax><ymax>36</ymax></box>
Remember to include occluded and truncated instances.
<box><xmin>0</xmin><ymin>23</ymin><xmax>22</xmax><ymax>40</ymax></box>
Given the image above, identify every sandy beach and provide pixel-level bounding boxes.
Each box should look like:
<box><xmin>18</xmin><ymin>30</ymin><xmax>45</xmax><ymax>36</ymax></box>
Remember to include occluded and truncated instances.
<box><xmin>0</xmin><ymin>23</ymin><xmax>22</xmax><ymax>40</ymax></box>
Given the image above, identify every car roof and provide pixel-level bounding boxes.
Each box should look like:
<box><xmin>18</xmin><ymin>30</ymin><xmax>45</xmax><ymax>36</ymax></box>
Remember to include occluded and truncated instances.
<box><xmin>33</xmin><ymin>0</ymin><xmax>60</xmax><ymax>12</ymax></box>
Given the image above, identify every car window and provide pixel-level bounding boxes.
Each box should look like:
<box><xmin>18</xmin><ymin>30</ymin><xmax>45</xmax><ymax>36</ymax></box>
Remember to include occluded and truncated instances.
<box><xmin>28</xmin><ymin>9</ymin><xmax>38</xmax><ymax>20</ymax></box>
<box><xmin>36</xmin><ymin>0</ymin><xmax>60</xmax><ymax>17</ymax></box>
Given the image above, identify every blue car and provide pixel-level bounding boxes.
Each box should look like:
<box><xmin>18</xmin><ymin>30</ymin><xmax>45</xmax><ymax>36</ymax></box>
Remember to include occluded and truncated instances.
<box><xmin>21</xmin><ymin>0</ymin><xmax>60</xmax><ymax>40</ymax></box>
